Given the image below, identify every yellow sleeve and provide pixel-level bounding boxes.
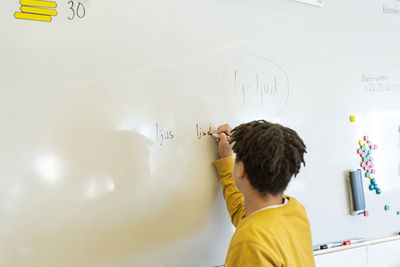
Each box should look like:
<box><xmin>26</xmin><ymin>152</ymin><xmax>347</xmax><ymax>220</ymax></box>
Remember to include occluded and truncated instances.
<box><xmin>226</xmin><ymin>242</ymin><xmax>276</xmax><ymax>267</ymax></box>
<box><xmin>214</xmin><ymin>155</ymin><xmax>245</xmax><ymax>227</ymax></box>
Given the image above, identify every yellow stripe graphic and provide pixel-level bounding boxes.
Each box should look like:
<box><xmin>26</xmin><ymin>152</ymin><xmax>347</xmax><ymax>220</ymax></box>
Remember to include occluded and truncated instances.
<box><xmin>20</xmin><ymin>0</ymin><xmax>57</xmax><ymax>8</ymax></box>
<box><xmin>14</xmin><ymin>12</ymin><xmax>52</xmax><ymax>22</ymax></box>
<box><xmin>20</xmin><ymin>6</ymin><xmax>58</xmax><ymax>16</ymax></box>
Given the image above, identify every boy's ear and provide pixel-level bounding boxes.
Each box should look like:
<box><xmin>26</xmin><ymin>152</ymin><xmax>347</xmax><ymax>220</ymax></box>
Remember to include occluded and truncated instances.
<box><xmin>237</xmin><ymin>161</ymin><xmax>246</xmax><ymax>179</ymax></box>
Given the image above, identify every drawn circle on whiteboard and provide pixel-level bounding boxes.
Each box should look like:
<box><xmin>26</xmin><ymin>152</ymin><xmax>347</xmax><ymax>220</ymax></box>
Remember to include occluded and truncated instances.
<box><xmin>222</xmin><ymin>55</ymin><xmax>289</xmax><ymax>118</ymax></box>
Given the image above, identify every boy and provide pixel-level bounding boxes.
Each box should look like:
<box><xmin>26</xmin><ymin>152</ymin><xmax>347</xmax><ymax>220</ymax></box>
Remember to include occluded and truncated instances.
<box><xmin>214</xmin><ymin>120</ymin><xmax>315</xmax><ymax>267</ymax></box>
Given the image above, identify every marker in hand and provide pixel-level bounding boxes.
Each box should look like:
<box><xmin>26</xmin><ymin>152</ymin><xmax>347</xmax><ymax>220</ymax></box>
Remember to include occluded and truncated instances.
<box><xmin>212</xmin><ymin>132</ymin><xmax>231</xmax><ymax>141</ymax></box>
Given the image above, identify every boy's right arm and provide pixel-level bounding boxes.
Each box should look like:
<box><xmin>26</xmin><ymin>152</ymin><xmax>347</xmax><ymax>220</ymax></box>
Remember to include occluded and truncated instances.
<box><xmin>214</xmin><ymin>155</ymin><xmax>245</xmax><ymax>227</ymax></box>
<box><xmin>214</xmin><ymin>124</ymin><xmax>245</xmax><ymax>227</ymax></box>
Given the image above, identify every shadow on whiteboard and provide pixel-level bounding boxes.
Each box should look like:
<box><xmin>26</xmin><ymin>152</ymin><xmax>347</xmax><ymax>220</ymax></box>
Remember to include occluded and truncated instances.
<box><xmin>3</xmin><ymin>127</ymin><xmax>219</xmax><ymax>266</ymax></box>
<box><xmin>344</xmin><ymin>171</ymin><xmax>355</xmax><ymax>216</ymax></box>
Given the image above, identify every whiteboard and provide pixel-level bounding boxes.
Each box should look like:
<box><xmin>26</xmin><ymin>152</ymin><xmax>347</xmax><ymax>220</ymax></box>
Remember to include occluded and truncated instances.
<box><xmin>1</xmin><ymin>0</ymin><xmax>400</xmax><ymax>266</ymax></box>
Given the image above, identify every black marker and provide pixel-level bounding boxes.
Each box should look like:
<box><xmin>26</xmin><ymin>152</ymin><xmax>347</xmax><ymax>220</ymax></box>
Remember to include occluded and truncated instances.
<box><xmin>320</xmin><ymin>241</ymin><xmax>342</xmax><ymax>250</ymax></box>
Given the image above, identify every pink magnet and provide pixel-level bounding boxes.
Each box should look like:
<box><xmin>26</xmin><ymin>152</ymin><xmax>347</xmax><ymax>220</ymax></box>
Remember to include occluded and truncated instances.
<box><xmin>361</xmin><ymin>162</ymin><xmax>366</xmax><ymax>167</ymax></box>
<box><xmin>361</xmin><ymin>152</ymin><xmax>366</xmax><ymax>157</ymax></box>
<box><xmin>357</xmin><ymin>148</ymin><xmax>363</xmax><ymax>154</ymax></box>
<box><xmin>371</xmin><ymin>169</ymin><xmax>376</xmax><ymax>174</ymax></box>
<box><xmin>364</xmin><ymin>211</ymin><xmax>369</xmax><ymax>217</ymax></box>
<box><xmin>367</xmin><ymin>140</ymin><xmax>372</xmax><ymax>146</ymax></box>
<box><xmin>364</xmin><ymin>136</ymin><xmax>369</xmax><ymax>142</ymax></box>
<box><xmin>367</xmin><ymin>161</ymin><xmax>372</xmax><ymax>167</ymax></box>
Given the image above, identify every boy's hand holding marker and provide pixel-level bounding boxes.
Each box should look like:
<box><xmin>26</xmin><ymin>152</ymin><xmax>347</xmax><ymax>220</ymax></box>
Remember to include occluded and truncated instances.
<box><xmin>214</xmin><ymin>124</ymin><xmax>233</xmax><ymax>159</ymax></box>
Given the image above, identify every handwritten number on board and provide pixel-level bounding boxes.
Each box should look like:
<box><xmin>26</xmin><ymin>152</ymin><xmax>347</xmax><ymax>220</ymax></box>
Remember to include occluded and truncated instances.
<box><xmin>68</xmin><ymin>1</ymin><xmax>75</xmax><ymax>20</ymax></box>
<box><xmin>77</xmin><ymin>2</ymin><xmax>86</xmax><ymax>19</ymax></box>
<box><xmin>68</xmin><ymin>1</ymin><xmax>86</xmax><ymax>20</ymax></box>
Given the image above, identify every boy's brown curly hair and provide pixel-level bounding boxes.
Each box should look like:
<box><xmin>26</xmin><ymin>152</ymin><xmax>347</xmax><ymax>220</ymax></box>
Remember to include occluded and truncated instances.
<box><xmin>230</xmin><ymin>120</ymin><xmax>306</xmax><ymax>195</ymax></box>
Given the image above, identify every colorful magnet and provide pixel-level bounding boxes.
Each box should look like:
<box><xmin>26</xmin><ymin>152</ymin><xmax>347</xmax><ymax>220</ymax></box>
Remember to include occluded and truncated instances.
<box><xmin>369</xmin><ymin>184</ymin><xmax>375</xmax><ymax>190</ymax></box>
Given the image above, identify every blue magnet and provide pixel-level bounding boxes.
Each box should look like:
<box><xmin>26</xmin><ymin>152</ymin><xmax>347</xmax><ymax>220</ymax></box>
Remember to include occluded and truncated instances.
<box><xmin>369</xmin><ymin>184</ymin><xmax>375</xmax><ymax>190</ymax></box>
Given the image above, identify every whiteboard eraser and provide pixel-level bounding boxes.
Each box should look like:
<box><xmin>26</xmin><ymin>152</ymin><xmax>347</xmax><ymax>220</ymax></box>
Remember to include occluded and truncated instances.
<box><xmin>349</xmin><ymin>169</ymin><xmax>366</xmax><ymax>215</ymax></box>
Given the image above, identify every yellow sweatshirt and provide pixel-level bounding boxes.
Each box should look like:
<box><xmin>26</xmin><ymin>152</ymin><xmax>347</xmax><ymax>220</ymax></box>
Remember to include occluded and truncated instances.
<box><xmin>214</xmin><ymin>155</ymin><xmax>315</xmax><ymax>267</ymax></box>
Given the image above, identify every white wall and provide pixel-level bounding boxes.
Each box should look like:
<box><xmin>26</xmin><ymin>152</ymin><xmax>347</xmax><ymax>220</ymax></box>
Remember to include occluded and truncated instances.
<box><xmin>315</xmin><ymin>240</ymin><xmax>400</xmax><ymax>267</ymax></box>
<box><xmin>315</xmin><ymin>247</ymin><xmax>367</xmax><ymax>267</ymax></box>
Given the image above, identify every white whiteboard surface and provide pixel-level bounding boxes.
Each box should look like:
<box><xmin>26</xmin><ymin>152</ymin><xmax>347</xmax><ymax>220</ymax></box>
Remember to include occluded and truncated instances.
<box><xmin>1</xmin><ymin>0</ymin><xmax>400</xmax><ymax>266</ymax></box>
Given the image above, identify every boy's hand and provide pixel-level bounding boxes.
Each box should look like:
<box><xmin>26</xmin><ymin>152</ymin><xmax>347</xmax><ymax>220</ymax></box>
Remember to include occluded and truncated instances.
<box><xmin>216</xmin><ymin>124</ymin><xmax>233</xmax><ymax>158</ymax></box>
